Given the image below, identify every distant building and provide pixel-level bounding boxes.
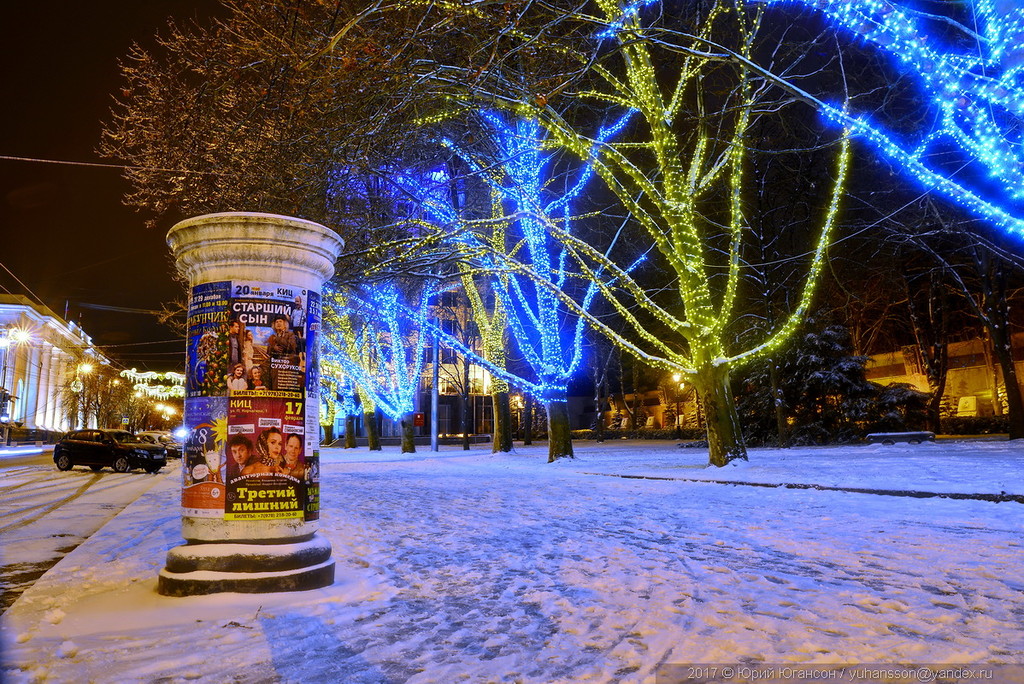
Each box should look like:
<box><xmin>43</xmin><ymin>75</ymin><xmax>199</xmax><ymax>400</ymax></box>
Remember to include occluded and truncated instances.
<box><xmin>0</xmin><ymin>295</ymin><xmax>107</xmax><ymax>439</ymax></box>
<box><xmin>865</xmin><ymin>337</ymin><xmax>1024</xmax><ymax>417</ymax></box>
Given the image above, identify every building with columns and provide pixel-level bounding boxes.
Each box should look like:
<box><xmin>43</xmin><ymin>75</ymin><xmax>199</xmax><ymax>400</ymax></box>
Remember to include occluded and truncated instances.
<box><xmin>0</xmin><ymin>295</ymin><xmax>107</xmax><ymax>440</ymax></box>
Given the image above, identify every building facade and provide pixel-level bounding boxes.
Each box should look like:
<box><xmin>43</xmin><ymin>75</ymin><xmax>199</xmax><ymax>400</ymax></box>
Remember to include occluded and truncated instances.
<box><xmin>0</xmin><ymin>295</ymin><xmax>106</xmax><ymax>440</ymax></box>
<box><xmin>865</xmin><ymin>336</ymin><xmax>1024</xmax><ymax>417</ymax></box>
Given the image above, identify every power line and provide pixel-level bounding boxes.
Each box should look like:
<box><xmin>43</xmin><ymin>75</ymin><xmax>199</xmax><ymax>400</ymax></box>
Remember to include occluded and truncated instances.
<box><xmin>77</xmin><ymin>302</ymin><xmax>167</xmax><ymax>315</ymax></box>
<box><xmin>94</xmin><ymin>339</ymin><xmax>185</xmax><ymax>348</ymax></box>
<box><xmin>0</xmin><ymin>153</ymin><xmax>221</xmax><ymax>176</ymax></box>
<box><xmin>0</xmin><ymin>261</ymin><xmax>48</xmax><ymax>309</ymax></box>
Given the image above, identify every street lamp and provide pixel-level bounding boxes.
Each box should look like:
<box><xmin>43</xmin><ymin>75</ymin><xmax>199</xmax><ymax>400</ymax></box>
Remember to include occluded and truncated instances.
<box><xmin>511</xmin><ymin>394</ymin><xmax>524</xmax><ymax>440</ymax></box>
<box><xmin>1</xmin><ymin>327</ymin><xmax>34</xmax><ymax>445</ymax></box>
<box><xmin>671</xmin><ymin>373</ymin><xmax>682</xmax><ymax>439</ymax></box>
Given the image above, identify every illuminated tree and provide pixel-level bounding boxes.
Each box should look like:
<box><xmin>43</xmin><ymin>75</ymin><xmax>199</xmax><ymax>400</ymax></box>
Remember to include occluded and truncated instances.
<box><xmin>320</xmin><ymin>374</ymin><xmax>359</xmax><ymax>445</ymax></box>
<box><xmin>435</xmin><ymin>1</ymin><xmax>852</xmax><ymax>466</ymax></box>
<box><xmin>394</xmin><ymin>112</ymin><xmax>623</xmax><ymax>461</ymax></box>
<box><xmin>756</xmin><ymin>0</ymin><xmax>1024</xmax><ymax>235</ymax></box>
<box><xmin>750</xmin><ymin>0</ymin><xmax>1024</xmax><ymax>436</ymax></box>
<box><xmin>322</xmin><ymin>282</ymin><xmax>433</xmax><ymax>453</ymax></box>
<box><xmin>386</xmin><ymin>163</ymin><xmax>516</xmax><ymax>451</ymax></box>
<box><xmin>351</xmin><ymin>0</ymin><xmax>852</xmax><ymax>465</ymax></box>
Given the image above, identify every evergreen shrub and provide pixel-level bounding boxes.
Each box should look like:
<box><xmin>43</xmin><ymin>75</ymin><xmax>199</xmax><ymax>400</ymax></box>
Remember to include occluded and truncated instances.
<box><xmin>940</xmin><ymin>416</ymin><xmax>1010</xmax><ymax>435</ymax></box>
<box><xmin>571</xmin><ymin>427</ymin><xmax>706</xmax><ymax>440</ymax></box>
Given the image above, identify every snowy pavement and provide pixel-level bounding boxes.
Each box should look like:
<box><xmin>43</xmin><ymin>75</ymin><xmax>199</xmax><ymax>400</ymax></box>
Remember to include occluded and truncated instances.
<box><xmin>2</xmin><ymin>440</ymin><xmax>1022</xmax><ymax>683</ymax></box>
<box><xmin>0</xmin><ymin>452</ymin><xmax>169</xmax><ymax>613</ymax></box>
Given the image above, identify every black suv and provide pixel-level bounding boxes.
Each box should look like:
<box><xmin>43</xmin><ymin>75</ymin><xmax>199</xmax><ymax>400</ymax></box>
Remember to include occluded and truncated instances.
<box><xmin>54</xmin><ymin>428</ymin><xmax>167</xmax><ymax>473</ymax></box>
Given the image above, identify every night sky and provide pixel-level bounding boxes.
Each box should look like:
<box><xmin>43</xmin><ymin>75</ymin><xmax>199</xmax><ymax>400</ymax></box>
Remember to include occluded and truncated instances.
<box><xmin>0</xmin><ymin>2</ymin><xmax>223</xmax><ymax>371</ymax></box>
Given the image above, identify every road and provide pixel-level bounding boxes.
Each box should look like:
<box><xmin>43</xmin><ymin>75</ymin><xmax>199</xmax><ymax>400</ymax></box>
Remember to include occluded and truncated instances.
<box><xmin>0</xmin><ymin>448</ymin><xmax>174</xmax><ymax>614</ymax></box>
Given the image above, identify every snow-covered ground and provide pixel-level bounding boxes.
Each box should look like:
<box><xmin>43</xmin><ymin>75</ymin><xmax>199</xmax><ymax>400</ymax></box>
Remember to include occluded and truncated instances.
<box><xmin>2</xmin><ymin>439</ymin><xmax>1022</xmax><ymax>683</ymax></box>
<box><xmin>0</xmin><ymin>451</ymin><xmax>171</xmax><ymax>613</ymax></box>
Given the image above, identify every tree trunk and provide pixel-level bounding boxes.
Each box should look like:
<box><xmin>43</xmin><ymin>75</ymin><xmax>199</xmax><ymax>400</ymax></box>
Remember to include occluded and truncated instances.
<box><xmin>492</xmin><ymin>391</ymin><xmax>513</xmax><ymax>453</ymax></box>
<box><xmin>926</xmin><ymin>371</ymin><xmax>947</xmax><ymax>433</ymax></box>
<box><xmin>592</xmin><ymin>363</ymin><xmax>607</xmax><ymax>443</ymax></box>
<box><xmin>977</xmin><ymin>253</ymin><xmax>1024</xmax><ymax>439</ymax></box>
<box><xmin>364</xmin><ymin>411</ymin><xmax>381</xmax><ymax>451</ymax></box>
<box><xmin>523</xmin><ymin>397</ymin><xmax>533</xmax><ymax>445</ymax></box>
<box><xmin>400</xmin><ymin>412</ymin><xmax>416</xmax><ymax>453</ymax></box>
<box><xmin>628</xmin><ymin>359</ymin><xmax>640</xmax><ymax>430</ymax></box>
<box><xmin>989</xmin><ymin>331</ymin><xmax>1024</xmax><ymax>439</ymax></box>
<box><xmin>694</xmin><ymin>364</ymin><xmax>747</xmax><ymax>467</ymax></box>
<box><xmin>344</xmin><ymin>414</ymin><xmax>356</xmax><ymax>449</ymax></box>
<box><xmin>546</xmin><ymin>399</ymin><xmax>574</xmax><ymax>462</ymax></box>
<box><xmin>593</xmin><ymin>397</ymin><xmax>606</xmax><ymax>443</ymax></box>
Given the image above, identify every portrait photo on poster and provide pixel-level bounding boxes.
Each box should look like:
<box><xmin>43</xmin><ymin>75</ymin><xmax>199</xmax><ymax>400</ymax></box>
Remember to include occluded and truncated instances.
<box><xmin>223</xmin><ymin>282</ymin><xmax>312</xmax><ymax>396</ymax></box>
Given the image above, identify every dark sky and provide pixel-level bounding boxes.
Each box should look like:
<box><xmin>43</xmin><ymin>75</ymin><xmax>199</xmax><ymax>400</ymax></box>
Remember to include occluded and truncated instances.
<box><xmin>0</xmin><ymin>2</ymin><xmax>223</xmax><ymax>371</ymax></box>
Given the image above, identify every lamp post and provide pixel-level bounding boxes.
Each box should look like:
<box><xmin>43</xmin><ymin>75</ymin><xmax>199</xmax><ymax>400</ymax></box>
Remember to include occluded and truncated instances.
<box><xmin>671</xmin><ymin>373</ymin><xmax>683</xmax><ymax>439</ymax></box>
<box><xmin>71</xmin><ymin>362</ymin><xmax>94</xmax><ymax>429</ymax></box>
<box><xmin>511</xmin><ymin>394</ymin><xmax>524</xmax><ymax>440</ymax></box>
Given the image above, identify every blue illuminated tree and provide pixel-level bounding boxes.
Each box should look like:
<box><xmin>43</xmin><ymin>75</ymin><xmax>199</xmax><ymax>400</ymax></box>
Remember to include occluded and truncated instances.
<box><xmin>320</xmin><ymin>374</ymin><xmax>360</xmax><ymax>448</ymax></box>
<box><xmin>756</xmin><ymin>0</ymin><xmax>1024</xmax><ymax>236</ymax></box>
<box><xmin>748</xmin><ymin>0</ymin><xmax>1024</xmax><ymax>436</ymax></box>
<box><xmin>387</xmin><ymin>163</ymin><xmax>518</xmax><ymax>452</ymax></box>
<box><xmin>321</xmin><ymin>282</ymin><xmax>433</xmax><ymax>453</ymax></box>
<box><xmin>395</xmin><ymin>111</ymin><xmax>629</xmax><ymax>461</ymax></box>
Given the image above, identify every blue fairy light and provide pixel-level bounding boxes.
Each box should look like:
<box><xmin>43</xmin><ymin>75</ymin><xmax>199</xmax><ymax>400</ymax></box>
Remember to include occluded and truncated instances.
<box><xmin>762</xmin><ymin>0</ymin><xmax>1024</xmax><ymax>235</ymax></box>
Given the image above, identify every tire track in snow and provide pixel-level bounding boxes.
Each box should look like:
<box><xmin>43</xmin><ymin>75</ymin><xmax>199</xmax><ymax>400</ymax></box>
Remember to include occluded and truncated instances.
<box><xmin>0</xmin><ymin>474</ymin><xmax>103</xmax><ymax>535</ymax></box>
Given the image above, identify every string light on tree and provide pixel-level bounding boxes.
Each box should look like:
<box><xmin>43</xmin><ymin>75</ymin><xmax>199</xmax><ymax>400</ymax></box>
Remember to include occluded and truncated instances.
<box><xmin>320</xmin><ymin>282</ymin><xmax>434</xmax><ymax>453</ymax></box>
<box><xmin>761</xmin><ymin>0</ymin><xmax>1024</xmax><ymax>235</ymax></box>
<box><xmin>482</xmin><ymin>0</ymin><xmax>851</xmax><ymax>466</ymax></box>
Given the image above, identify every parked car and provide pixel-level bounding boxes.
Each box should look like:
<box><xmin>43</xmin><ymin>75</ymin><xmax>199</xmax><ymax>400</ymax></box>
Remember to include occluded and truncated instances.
<box><xmin>53</xmin><ymin>428</ymin><xmax>167</xmax><ymax>473</ymax></box>
<box><xmin>136</xmin><ymin>431</ymin><xmax>182</xmax><ymax>459</ymax></box>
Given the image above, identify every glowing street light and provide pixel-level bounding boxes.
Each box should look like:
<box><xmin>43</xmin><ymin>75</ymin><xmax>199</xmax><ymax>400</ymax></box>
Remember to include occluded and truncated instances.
<box><xmin>1</xmin><ymin>327</ymin><xmax>34</xmax><ymax>445</ymax></box>
<box><xmin>671</xmin><ymin>373</ymin><xmax>683</xmax><ymax>439</ymax></box>
<box><xmin>9</xmin><ymin>329</ymin><xmax>32</xmax><ymax>345</ymax></box>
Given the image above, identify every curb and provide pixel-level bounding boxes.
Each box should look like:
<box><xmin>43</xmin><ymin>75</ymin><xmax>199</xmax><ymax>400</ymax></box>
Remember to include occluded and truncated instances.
<box><xmin>580</xmin><ymin>471</ymin><xmax>1024</xmax><ymax>504</ymax></box>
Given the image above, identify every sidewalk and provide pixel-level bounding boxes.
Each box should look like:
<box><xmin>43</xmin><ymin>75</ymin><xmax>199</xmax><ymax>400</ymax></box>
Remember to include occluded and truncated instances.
<box><xmin>1</xmin><ymin>467</ymin><xmax>330</xmax><ymax>683</ymax></box>
<box><xmin>3</xmin><ymin>441</ymin><xmax>1022</xmax><ymax>683</ymax></box>
<box><xmin>0</xmin><ymin>444</ymin><xmax>51</xmax><ymax>459</ymax></box>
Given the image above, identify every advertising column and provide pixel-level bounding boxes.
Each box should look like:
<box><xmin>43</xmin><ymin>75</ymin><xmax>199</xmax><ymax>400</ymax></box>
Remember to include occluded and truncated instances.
<box><xmin>159</xmin><ymin>212</ymin><xmax>342</xmax><ymax>596</ymax></box>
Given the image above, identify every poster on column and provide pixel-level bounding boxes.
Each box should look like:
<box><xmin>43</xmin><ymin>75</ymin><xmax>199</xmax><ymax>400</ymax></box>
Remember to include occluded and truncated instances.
<box><xmin>180</xmin><ymin>397</ymin><xmax>228</xmax><ymax>517</ymax></box>
<box><xmin>224</xmin><ymin>281</ymin><xmax>320</xmax><ymax>520</ymax></box>
<box><xmin>303</xmin><ymin>290</ymin><xmax>321</xmax><ymax>521</ymax></box>
<box><xmin>185</xmin><ymin>281</ymin><xmax>232</xmax><ymax>398</ymax></box>
<box><xmin>184</xmin><ymin>280</ymin><xmax>320</xmax><ymax>520</ymax></box>
<box><xmin>224</xmin><ymin>396</ymin><xmax>306</xmax><ymax>520</ymax></box>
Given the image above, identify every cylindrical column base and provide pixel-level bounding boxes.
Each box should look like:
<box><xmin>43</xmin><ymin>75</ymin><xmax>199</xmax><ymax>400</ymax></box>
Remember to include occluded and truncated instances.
<box><xmin>157</xmin><ymin>533</ymin><xmax>335</xmax><ymax>596</ymax></box>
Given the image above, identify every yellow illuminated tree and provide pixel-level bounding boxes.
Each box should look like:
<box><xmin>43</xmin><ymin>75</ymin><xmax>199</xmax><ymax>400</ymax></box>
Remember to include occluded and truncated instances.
<box><xmin>526</xmin><ymin>1</ymin><xmax>850</xmax><ymax>465</ymax></box>
<box><xmin>386</xmin><ymin>0</ymin><xmax>852</xmax><ymax>466</ymax></box>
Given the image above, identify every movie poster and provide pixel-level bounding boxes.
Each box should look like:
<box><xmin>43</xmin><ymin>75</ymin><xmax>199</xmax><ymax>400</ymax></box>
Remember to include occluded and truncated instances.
<box><xmin>224</xmin><ymin>396</ymin><xmax>306</xmax><ymax>520</ymax></box>
<box><xmin>186</xmin><ymin>282</ymin><xmax>232</xmax><ymax>398</ymax></box>
<box><xmin>181</xmin><ymin>397</ymin><xmax>228</xmax><ymax>517</ymax></box>
<box><xmin>225</xmin><ymin>282</ymin><xmax>308</xmax><ymax>397</ymax></box>
<box><xmin>303</xmin><ymin>291</ymin><xmax>321</xmax><ymax>521</ymax></box>
<box><xmin>183</xmin><ymin>279</ymin><xmax>322</xmax><ymax>521</ymax></box>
